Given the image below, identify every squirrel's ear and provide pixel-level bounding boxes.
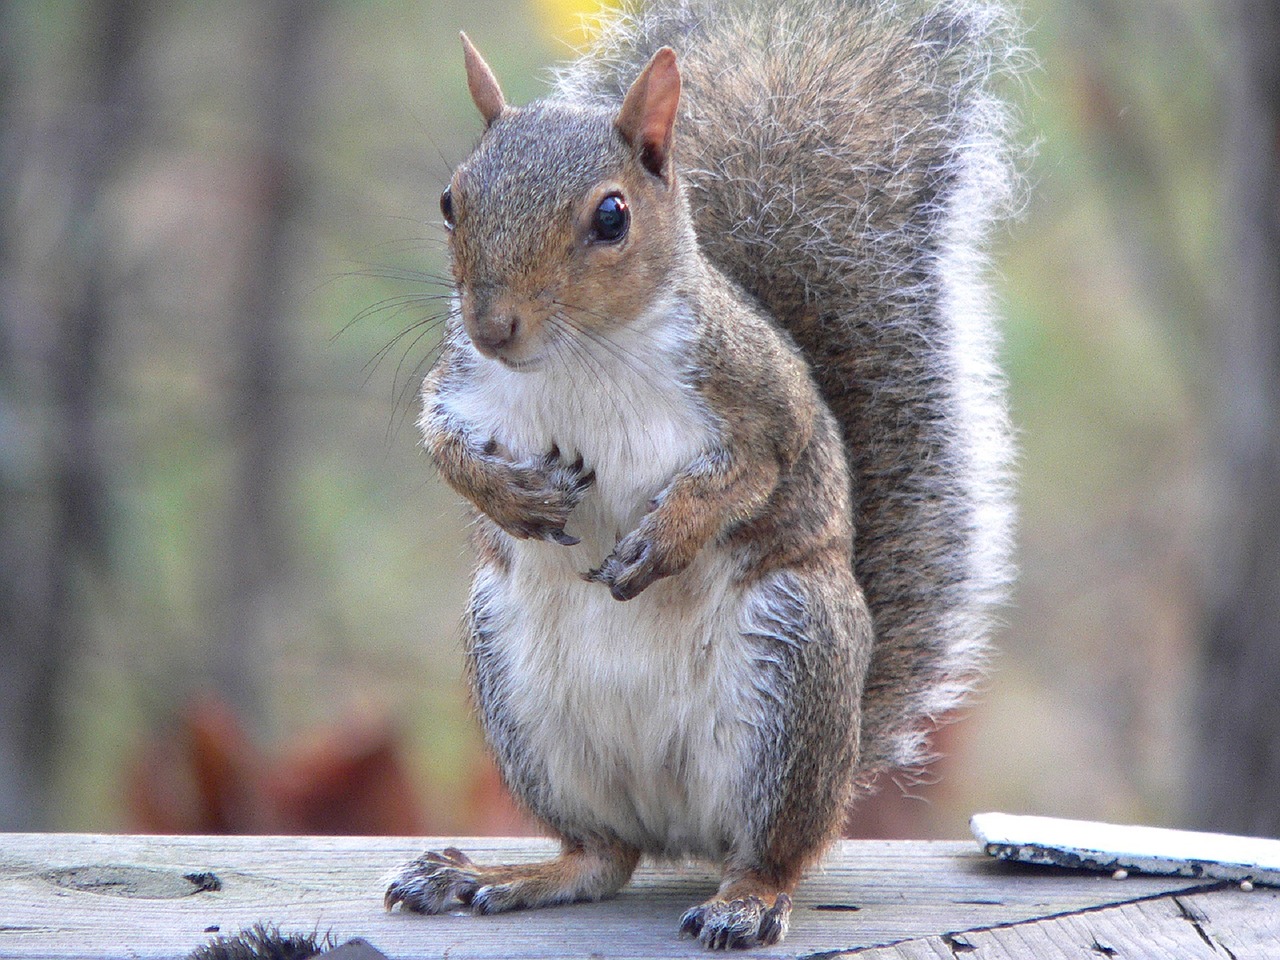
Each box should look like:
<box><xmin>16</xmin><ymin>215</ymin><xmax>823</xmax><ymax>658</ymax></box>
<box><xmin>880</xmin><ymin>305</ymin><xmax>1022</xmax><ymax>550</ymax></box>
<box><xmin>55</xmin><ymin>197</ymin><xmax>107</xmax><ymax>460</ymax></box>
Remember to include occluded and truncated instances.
<box><xmin>460</xmin><ymin>31</ymin><xmax>506</xmax><ymax>128</ymax></box>
<box><xmin>616</xmin><ymin>46</ymin><xmax>681</xmax><ymax>181</ymax></box>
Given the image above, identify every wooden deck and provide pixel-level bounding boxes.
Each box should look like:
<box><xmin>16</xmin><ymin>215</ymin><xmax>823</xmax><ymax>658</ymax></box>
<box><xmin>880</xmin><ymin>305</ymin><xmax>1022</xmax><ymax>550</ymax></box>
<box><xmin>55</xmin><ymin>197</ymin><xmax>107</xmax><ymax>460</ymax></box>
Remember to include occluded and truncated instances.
<box><xmin>0</xmin><ymin>833</ymin><xmax>1275</xmax><ymax>958</ymax></box>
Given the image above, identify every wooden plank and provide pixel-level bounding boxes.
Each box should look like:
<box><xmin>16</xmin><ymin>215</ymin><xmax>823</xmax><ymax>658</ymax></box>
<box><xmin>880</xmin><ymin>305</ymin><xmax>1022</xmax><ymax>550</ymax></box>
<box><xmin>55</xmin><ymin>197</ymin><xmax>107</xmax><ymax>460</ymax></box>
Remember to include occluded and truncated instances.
<box><xmin>850</xmin><ymin>886</ymin><xmax>1280</xmax><ymax>959</ymax></box>
<box><xmin>0</xmin><ymin>835</ymin><xmax>1226</xmax><ymax>960</ymax></box>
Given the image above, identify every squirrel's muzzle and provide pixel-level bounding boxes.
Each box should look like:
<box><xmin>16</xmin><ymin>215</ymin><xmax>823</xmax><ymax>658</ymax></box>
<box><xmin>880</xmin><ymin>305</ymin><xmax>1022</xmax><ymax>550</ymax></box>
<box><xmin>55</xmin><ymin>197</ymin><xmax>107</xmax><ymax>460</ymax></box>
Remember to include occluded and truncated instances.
<box><xmin>468</xmin><ymin>311</ymin><xmax>519</xmax><ymax>358</ymax></box>
<box><xmin>461</xmin><ymin>286</ymin><xmax>525</xmax><ymax>360</ymax></box>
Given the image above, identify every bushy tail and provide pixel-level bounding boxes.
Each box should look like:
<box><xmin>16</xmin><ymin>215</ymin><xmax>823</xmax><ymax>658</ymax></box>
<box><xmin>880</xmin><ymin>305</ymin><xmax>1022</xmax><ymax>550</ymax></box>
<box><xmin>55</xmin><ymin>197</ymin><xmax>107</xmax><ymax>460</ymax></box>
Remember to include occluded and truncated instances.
<box><xmin>555</xmin><ymin>0</ymin><xmax>1019</xmax><ymax>785</ymax></box>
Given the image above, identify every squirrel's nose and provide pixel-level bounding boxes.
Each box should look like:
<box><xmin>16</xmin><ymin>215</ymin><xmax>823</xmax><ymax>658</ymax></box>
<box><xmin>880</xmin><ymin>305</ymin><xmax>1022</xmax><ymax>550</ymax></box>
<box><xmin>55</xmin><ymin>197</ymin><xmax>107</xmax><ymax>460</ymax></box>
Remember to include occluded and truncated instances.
<box><xmin>469</xmin><ymin>313</ymin><xmax>519</xmax><ymax>357</ymax></box>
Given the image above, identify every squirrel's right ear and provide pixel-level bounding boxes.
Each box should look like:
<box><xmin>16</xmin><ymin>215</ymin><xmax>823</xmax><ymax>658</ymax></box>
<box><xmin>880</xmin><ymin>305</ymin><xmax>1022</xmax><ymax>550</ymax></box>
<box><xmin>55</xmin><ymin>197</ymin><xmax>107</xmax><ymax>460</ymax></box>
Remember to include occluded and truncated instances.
<box><xmin>616</xmin><ymin>47</ymin><xmax>681</xmax><ymax>182</ymax></box>
<box><xmin>460</xmin><ymin>31</ymin><xmax>506</xmax><ymax>128</ymax></box>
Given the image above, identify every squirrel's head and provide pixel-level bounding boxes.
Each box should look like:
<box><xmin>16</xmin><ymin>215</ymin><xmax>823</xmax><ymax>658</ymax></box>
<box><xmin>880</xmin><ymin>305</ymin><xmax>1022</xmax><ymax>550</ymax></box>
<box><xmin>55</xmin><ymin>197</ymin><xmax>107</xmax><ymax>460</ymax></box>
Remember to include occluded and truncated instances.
<box><xmin>442</xmin><ymin>34</ymin><xmax>690</xmax><ymax>371</ymax></box>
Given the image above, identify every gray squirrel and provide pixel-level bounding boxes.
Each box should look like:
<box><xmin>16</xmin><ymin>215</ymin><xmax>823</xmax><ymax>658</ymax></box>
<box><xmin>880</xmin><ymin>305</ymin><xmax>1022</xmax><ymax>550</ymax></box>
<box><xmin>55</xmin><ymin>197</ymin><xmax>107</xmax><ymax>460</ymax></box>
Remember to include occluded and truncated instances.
<box><xmin>383</xmin><ymin>0</ymin><xmax>1018</xmax><ymax>948</ymax></box>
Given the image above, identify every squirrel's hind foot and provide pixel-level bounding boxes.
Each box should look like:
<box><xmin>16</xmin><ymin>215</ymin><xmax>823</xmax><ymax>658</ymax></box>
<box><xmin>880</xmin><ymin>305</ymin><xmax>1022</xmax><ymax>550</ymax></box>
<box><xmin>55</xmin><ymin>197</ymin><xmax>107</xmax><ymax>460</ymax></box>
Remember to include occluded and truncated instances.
<box><xmin>384</xmin><ymin>841</ymin><xmax>639</xmax><ymax>916</ymax></box>
<box><xmin>680</xmin><ymin>892</ymin><xmax>792</xmax><ymax>949</ymax></box>
<box><xmin>383</xmin><ymin>847</ymin><xmax>481</xmax><ymax>914</ymax></box>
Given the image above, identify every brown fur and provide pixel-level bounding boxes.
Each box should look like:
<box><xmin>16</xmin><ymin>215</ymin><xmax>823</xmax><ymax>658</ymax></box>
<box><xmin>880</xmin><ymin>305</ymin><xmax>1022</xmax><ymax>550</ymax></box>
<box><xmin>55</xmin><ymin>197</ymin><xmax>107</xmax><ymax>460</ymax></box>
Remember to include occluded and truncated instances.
<box><xmin>385</xmin><ymin>840</ymin><xmax>640</xmax><ymax>915</ymax></box>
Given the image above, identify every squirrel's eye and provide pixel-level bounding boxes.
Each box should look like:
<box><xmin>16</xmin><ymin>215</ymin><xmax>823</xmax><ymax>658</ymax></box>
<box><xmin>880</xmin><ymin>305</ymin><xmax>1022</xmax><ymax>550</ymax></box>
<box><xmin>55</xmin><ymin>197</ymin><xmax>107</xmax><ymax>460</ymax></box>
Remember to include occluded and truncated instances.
<box><xmin>440</xmin><ymin>186</ymin><xmax>455</xmax><ymax>229</ymax></box>
<box><xmin>590</xmin><ymin>193</ymin><xmax>629</xmax><ymax>244</ymax></box>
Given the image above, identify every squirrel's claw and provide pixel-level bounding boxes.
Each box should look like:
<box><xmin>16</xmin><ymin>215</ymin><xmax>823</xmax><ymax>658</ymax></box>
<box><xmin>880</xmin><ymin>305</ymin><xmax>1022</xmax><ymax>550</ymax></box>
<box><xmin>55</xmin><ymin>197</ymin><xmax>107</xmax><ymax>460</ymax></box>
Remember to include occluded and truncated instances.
<box><xmin>477</xmin><ymin>445</ymin><xmax>594</xmax><ymax>545</ymax></box>
<box><xmin>586</xmin><ymin>532</ymin><xmax>662</xmax><ymax>601</ymax></box>
<box><xmin>506</xmin><ymin>520</ymin><xmax>580</xmax><ymax>547</ymax></box>
<box><xmin>679</xmin><ymin>893</ymin><xmax>791</xmax><ymax>950</ymax></box>
<box><xmin>384</xmin><ymin>848</ymin><xmax>481</xmax><ymax>914</ymax></box>
<box><xmin>586</xmin><ymin>501</ymin><xmax>705</xmax><ymax>599</ymax></box>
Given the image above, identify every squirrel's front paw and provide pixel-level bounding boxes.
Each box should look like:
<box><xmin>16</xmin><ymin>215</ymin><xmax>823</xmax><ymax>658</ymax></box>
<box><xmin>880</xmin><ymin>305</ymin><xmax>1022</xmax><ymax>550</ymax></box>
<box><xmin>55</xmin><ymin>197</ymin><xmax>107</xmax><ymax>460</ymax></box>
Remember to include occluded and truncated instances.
<box><xmin>481</xmin><ymin>444</ymin><xmax>594</xmax><ymax>544</ymax></box>
<box><xmin>679</xmin><ymin>893</ymin><xmax>792</xmax><ymax>950</ymax></box>
<box><xmin>384</xmin><ymin>847</ymin><xmax>481</xmax><ymax>914</ymax></box>
<box><xmin>586</xmin><ymin>522</ymin><xmax>685</xmax><ymax>601</ymax></box>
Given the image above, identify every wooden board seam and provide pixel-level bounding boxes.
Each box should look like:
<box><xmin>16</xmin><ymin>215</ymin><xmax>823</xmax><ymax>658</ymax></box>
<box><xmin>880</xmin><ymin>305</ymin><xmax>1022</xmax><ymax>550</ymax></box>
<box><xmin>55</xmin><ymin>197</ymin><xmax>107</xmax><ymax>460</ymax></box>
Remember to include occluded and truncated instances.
<box><xmin>1170</xmin><ymin>893</ymin><xmax>1231</xmax><ymax>957</ymax></box>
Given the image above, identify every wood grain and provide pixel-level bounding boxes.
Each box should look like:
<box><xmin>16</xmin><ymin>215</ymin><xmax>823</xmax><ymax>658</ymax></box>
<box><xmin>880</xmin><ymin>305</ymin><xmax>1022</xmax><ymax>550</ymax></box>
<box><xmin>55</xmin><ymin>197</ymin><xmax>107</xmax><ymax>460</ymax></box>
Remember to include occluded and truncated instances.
<box><xmin>0</xmin><ymin>835</ymin><xmax>1255</xmax><ymax>959</ymax></box>
<box><xmin>852</xmin><ymin>886</ymin><xmax>1280</xmax><ymax>959</ymax></box>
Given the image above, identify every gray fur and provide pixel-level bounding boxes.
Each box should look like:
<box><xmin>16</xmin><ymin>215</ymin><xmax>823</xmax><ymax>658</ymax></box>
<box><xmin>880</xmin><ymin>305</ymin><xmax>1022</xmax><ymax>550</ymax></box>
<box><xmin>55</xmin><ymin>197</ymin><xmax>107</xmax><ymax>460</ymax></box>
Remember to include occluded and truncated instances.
<box><xmin>737</xmin><ymin>571</ymin><xmax>864</xmax><ymax>866</ymax></box>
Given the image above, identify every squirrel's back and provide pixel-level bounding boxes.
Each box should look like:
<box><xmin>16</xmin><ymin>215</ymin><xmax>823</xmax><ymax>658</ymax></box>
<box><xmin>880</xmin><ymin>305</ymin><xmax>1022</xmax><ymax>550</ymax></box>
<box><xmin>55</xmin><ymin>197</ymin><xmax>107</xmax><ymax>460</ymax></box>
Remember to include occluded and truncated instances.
<box><xmin>554</xmin><ymin>0</ymin><xmax>1019</xmax><ymax>784</ymax></box>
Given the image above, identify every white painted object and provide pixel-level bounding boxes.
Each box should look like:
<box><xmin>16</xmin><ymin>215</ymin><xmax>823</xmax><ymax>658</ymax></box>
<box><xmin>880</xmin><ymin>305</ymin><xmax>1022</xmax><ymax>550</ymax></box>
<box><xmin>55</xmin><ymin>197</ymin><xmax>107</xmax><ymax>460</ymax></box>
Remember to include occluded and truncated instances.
<box><xmin>971</xmin><ymin>812</ymin><xmax>1280</xmax><ymax>887</ymax></box>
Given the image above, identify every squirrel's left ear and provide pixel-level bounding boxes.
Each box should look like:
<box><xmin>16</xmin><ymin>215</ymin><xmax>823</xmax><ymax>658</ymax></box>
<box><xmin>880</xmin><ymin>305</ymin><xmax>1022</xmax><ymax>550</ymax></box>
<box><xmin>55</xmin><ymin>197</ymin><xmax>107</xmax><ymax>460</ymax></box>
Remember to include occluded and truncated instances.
<box><xmin>460</xmin><ymin>31</ymin><xmax>506</xmax><ymax>128</ymax></box>
<box><xmin>616</xmin><ymin>47</ymin><xmax>681</xmax><ymax>182</ymax></box>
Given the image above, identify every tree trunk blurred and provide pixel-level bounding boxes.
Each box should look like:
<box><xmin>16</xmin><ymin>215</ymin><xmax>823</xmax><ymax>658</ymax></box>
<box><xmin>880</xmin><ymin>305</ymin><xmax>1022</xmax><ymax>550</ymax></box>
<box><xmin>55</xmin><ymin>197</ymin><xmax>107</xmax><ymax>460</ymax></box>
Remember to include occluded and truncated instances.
<box><xmin>0</xmin><ymin>0</ymin><xmax>148</xmax><ymax>829</ymax></box>
<box><xmin>1190</xmin><ymin>0</ymin><xmax>1280</xmax><ymax>837</ymax></box>
<box><xmin>211</xmin><ymin>0</ymin><xmax>323</xmax><ymax>716</ymax></box>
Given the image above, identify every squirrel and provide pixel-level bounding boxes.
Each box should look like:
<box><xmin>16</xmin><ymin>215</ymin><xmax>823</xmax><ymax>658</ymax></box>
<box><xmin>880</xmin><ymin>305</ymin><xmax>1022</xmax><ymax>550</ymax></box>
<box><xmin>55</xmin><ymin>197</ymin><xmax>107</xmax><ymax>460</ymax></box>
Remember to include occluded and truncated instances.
<box><xmin>383</xmin><ymin>0</ymin><xmax>1018</xmax><ymax>948</ymax></box>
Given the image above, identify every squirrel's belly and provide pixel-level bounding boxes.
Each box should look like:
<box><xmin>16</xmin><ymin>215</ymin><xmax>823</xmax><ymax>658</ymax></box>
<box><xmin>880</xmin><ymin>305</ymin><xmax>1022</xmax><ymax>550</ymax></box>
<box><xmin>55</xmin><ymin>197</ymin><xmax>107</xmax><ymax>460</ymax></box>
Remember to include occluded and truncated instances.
<box><xmin>472</xmin><ymin>544</ymin><xmax>764</xmax><ymax>859</ymax></box>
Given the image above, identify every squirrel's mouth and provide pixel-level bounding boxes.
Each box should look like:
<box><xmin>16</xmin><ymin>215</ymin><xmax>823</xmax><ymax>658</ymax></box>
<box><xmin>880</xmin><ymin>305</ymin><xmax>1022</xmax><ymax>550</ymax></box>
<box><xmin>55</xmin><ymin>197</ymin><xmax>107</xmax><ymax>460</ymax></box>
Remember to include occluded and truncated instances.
<box><xmin>495</xmin><ymin>354</ymin><xmax>543</xmax><ymax>373</ymax></box>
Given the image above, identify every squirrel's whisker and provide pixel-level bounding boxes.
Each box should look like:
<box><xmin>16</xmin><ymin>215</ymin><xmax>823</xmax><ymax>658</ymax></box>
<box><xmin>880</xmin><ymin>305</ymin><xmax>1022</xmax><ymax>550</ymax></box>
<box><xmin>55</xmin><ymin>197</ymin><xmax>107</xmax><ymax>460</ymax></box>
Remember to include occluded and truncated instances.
<box><xmin>545</xmin><ymin>314</ymin><xmax>659</xmax><ymax>453</ymax></box>
<box><xmin>548</xmin><ymin>301</ymin><xmax>674</xmax><ymax>399</ymax></box>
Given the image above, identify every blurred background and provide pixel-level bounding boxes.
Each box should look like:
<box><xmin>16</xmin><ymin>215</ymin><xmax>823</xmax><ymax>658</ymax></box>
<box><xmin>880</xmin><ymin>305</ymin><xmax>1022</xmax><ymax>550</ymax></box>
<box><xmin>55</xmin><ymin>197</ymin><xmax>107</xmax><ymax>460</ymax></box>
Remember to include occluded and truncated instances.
<box><xmin>1</xmin><ymin>0</ymin><xmax>1277</xmax><ymax>841</ymax></box>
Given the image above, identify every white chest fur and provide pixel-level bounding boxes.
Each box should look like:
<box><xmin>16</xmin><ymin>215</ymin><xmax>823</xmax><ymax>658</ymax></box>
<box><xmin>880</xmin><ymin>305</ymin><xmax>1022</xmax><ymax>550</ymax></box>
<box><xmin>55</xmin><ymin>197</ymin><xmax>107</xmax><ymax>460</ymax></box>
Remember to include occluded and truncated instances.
<box><xmin>437</xmin><ymin>299</ymin><xmax>768</xmax><ymax>857</ymax></box>
<box><xmin>439</xmin><ymin>296</ymin><xmax>715</xmax><ymax>555</ymax></box>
